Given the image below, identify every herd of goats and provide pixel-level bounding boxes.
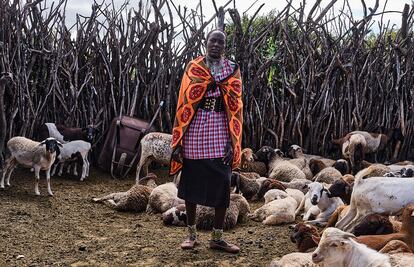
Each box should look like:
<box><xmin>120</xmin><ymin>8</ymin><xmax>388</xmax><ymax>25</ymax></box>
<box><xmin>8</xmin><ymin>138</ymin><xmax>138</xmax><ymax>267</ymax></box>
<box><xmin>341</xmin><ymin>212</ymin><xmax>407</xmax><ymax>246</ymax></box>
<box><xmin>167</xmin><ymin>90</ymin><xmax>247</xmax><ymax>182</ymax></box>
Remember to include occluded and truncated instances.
<box><xmin>1</xmin><ymin>123</ymin><xmax>414</xmax><ymax>266</ymax></box>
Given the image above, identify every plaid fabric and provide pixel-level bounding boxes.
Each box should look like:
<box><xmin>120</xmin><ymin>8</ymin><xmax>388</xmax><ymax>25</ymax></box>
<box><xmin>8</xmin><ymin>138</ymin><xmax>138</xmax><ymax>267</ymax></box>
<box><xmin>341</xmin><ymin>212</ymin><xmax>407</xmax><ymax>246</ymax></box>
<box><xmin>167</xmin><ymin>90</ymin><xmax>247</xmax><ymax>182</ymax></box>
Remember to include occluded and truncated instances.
<box><xmin>182</xmin><ymin>58</ymin><xmax>235</xmax><ymax>159</ymax></box>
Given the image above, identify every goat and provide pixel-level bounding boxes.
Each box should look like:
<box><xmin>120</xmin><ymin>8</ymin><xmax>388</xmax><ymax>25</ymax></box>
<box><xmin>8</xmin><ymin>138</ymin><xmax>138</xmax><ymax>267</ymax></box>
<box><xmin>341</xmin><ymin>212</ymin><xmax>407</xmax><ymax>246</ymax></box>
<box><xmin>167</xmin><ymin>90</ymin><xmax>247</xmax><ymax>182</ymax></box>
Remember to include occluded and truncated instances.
<box><xmin>1</xmin><ymin>137</ymin><xmax>62</xmax><ymax>196</ymax></box>
<box><xmin>311</xmin><ymin>227</ymin><xmax>391</xmax><ymax>267</ymax></box>
<box><xmin>335</xmin><ymin>167</ymin><xmax>414</xmax><ymax>232</ymax></box>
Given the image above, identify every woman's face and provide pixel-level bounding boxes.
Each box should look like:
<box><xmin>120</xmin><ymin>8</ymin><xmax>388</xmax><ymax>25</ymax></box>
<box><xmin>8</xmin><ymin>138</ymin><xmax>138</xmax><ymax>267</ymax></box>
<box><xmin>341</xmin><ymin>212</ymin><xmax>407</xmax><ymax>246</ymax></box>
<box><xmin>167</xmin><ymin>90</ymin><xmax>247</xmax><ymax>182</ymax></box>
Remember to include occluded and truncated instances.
<box><xmin>206</xmin><ymin>31</ymin><xmax>226</xmax><ymax>59</ymax></box>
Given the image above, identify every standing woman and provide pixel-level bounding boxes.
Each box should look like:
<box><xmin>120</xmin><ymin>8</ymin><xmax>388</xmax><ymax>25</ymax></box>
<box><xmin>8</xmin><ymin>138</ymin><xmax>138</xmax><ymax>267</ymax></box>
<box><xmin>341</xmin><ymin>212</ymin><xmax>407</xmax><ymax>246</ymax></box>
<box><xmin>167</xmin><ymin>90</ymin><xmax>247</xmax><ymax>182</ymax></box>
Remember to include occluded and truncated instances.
<box><xmin>169</xmin><ymin>29</ymin><xmax>243</xmax><ymax>253</ymax></box>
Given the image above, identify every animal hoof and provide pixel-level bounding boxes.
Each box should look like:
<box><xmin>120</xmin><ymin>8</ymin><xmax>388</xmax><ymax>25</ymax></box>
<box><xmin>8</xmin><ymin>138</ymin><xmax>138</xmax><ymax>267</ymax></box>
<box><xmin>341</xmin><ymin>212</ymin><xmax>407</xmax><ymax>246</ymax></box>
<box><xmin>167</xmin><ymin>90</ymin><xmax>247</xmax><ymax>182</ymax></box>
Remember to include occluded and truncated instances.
<box><xmin>48</xmin><ymin>193</ymin><xmax>54</xmax><ymax>197</ymax></box>
<box><xmin>92</xmin><ymin>197</ymin><xmax>99</xmax><ymax>202</ymax></box>
<box><xmin>35</xmin><ymin>192</ymin><xmax>41</xmax><ymax>196</ymax></box>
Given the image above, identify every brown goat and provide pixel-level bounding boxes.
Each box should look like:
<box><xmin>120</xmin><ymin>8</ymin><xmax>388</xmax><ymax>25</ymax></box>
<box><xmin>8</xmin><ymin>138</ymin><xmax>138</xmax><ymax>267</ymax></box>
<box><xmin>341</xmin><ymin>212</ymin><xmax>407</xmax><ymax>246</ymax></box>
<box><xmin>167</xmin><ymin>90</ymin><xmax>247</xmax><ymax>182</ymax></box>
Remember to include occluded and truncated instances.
<box><xmin>352</xmin><ymin>214</ymin><xmax>394</xmax><ymax>236</ymax></box>
<box><xmin>327</xmin><ymin>178</ymin><xmax>353</xmax><ymax>205</ymax></box>
<box><xmin>290</xmin><ymin>223</ymin><xmax>319</xmax><ymax>252</ymax></box>
<box><xmin>355</xmin><ymin>202</ymin><xmax>414</xmax><ymax>251</ymax></box>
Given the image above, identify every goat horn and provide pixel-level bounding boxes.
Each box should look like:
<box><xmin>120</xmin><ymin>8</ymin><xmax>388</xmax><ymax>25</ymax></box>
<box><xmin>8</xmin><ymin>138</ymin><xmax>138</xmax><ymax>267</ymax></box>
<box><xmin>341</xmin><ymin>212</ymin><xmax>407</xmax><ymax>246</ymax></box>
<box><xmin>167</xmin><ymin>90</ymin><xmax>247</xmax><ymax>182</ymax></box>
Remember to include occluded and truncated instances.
<box><xmin>342</xmin><ymin>232</ymin><xmax>356</xmax><ymax>239</ymax></box>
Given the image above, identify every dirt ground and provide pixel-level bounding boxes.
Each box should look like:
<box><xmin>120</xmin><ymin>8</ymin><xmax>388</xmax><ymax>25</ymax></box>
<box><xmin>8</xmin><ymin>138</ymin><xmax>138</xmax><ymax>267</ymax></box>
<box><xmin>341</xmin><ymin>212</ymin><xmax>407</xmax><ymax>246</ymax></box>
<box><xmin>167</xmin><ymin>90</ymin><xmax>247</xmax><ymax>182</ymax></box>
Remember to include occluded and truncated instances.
<box><xmin>0</xmin><ymin>166</ymin><xmax>297</xmax><ymax>267</ymax></box>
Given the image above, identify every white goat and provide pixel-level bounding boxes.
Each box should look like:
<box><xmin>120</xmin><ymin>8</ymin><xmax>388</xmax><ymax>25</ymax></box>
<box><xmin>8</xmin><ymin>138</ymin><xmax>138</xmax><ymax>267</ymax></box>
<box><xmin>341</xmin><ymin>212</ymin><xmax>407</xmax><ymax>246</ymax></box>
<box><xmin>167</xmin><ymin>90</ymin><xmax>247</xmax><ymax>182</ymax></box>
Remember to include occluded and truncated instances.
<box><xmin>51</xmin><ymin>140</ymin><xmax>91</xmax><ymax>181</ymax></box>
<box><xmin>295</xmin><ymin>182</ymin><xmax>343</xmax><ymax>227</ymax></box>
<box><xmin>1</xmin><ymin>137</ymin><xmax>62</xmax><ymax>196</ymax></box>
<box><xmin>312</xmin><ymin>227</ymin><xmax>391</xmax><ymax>267</ymax></box>
<box><xmin>335</xmin><ymin>168</ymin><xmax>414</xmax><ymax>232</ymax></box>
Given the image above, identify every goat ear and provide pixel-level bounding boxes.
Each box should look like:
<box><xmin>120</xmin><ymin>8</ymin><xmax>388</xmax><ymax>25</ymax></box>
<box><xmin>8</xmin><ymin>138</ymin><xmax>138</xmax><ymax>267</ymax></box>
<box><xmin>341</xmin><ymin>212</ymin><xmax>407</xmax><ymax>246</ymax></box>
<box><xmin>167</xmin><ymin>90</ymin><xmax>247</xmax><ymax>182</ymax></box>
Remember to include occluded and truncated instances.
<box><xmin>311</xmin><ymin>235</ymin><xmax>321</xmax><ymax>244</ymax></box>
<box><xmin>57</xmin><ymin>141</ymin><xmax>63</xmax><ymax>147</ymax></box>
<box><xmin>38</xmin><ymin>140</ymin><xmax>46</xmax><ymax>146</ymax></box>
<box><xmin>326</xmin><ymin>189</ymin><xmax>333</xmax><ymax>198</ymax></box>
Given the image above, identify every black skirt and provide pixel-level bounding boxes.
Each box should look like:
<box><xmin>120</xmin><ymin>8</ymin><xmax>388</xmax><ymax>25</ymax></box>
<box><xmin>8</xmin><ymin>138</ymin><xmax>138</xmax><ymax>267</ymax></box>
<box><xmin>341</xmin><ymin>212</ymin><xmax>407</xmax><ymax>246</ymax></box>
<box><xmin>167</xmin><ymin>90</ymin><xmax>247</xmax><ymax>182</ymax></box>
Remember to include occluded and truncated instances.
<box><xmin>178</xmin><ymin>158</ymin><xmax>232</xmax><ymax>208</ymax></box>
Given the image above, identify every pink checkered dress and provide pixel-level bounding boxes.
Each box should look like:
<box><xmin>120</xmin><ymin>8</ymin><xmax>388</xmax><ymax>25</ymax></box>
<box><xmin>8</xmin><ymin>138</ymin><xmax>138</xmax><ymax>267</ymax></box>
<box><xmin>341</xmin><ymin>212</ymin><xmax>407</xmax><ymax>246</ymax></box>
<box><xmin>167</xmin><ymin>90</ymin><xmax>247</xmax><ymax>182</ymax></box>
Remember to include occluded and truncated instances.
<box><xmin>182</xmin><ymin>58</ymin><xmax>235</xmax><ymax>159</ymax></box>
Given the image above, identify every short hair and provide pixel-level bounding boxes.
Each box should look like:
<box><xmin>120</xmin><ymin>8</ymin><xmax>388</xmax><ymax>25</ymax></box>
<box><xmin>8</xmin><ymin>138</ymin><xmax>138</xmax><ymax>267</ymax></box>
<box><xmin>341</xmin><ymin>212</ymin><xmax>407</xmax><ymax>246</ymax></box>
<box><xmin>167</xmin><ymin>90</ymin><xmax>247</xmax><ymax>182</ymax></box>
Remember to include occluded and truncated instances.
<box><xmin>206</xmin><ymin>29</ymin><xmax>226</xmax><ymax>42</ymax></box>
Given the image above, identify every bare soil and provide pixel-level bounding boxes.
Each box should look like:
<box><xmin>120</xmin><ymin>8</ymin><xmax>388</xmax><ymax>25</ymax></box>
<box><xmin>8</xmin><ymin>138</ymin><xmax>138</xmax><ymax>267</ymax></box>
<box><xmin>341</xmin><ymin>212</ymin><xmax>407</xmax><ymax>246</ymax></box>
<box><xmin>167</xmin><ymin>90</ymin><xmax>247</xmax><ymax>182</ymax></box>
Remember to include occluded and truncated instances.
<box><xmin>0</xmin><ymin>167</ymin><xmax>297</xmax><ymax>267</ymax></box>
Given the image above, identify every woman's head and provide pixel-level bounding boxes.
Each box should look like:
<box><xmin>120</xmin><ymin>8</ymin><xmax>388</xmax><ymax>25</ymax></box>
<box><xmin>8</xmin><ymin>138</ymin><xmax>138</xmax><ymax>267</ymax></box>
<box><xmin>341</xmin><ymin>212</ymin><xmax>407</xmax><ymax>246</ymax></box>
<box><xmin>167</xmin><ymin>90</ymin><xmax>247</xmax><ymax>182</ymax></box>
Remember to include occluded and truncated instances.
<box><xmin>206</xmin><ymin>29</ymin><xmax>226</xmax><ymax>59</ymax></box>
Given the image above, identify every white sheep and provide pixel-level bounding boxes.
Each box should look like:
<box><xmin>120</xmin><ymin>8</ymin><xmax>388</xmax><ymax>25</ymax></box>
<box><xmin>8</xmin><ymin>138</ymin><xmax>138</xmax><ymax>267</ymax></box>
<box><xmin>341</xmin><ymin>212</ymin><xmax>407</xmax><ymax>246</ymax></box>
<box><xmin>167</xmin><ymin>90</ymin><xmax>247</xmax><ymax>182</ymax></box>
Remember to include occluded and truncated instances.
<box><xmin>255</xmin><ymin>146</ymin><xmax>306</xmax><ymax>182</ymax></box>
<box><xmin>1</xmin><ymin>137</ymin><xmax>62</xmax><ymax>196</ymax></box>
<box><xmin>51</xmin><ymin>140</ymin><xmax>91</xmax><ymax>181</ymax></box>
<box><xmin>312</xmin><ymin>227</ymin><xmax>391</xmax><ymax>267</ymax></box>
<box><xmin>135</xmin><ymin>132</ymin><xmax>172</xmax><ymax>182</ymax></box>
<box><xmin>146</xmin><ymin>182</ymin><xmax>184</xmax><ymax>214</ymax></box>
<box><xmin>248</xmin><ymin>189</ymin><xmax>298</xmax><ymax>225</ymax></box>
<box><xmin>269</xmin><ymin>252</ymin><xmax>317</xmax><ymax>267</ymax></box>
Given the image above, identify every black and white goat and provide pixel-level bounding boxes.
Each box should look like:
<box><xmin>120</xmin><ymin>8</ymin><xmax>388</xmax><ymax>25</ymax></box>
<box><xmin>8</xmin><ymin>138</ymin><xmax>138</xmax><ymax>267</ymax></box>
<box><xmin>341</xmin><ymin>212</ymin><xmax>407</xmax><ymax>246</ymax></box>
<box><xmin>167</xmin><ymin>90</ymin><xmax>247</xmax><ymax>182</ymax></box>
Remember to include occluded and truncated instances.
<box><xmin>1</xmin><ymin>137</ymin><xmax>62</xmax><ymax>196</ymax></box>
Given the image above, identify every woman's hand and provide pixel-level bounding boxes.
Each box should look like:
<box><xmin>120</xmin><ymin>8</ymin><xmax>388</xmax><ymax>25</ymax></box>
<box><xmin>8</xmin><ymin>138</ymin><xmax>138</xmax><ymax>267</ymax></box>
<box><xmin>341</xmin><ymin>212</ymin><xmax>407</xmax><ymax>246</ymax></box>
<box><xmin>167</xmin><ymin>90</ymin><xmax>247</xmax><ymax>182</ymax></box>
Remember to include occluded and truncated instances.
<box><xmin>222</xmin><ymin>142</ymin><xmax>233</xmax><ymax>166</ymax></box>
<box><xmin>172</xmin><ymin>145</ymin><xmax>183</xmax><ymax>164</ymax></box>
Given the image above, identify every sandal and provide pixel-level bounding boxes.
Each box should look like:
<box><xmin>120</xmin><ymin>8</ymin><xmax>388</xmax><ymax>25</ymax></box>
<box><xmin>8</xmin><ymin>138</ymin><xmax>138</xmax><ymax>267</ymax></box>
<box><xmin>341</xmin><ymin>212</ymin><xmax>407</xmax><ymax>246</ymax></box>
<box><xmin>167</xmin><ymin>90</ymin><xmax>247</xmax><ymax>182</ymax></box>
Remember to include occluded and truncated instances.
<box><xmin>209</xmin><ymin>240</ymin><xmax>240</xmax><ymax>254</ymax></box>
<box><xmin>181</xmin><ymin>237</ymin><xmax>199</xmax><ymax>250</ymax></box>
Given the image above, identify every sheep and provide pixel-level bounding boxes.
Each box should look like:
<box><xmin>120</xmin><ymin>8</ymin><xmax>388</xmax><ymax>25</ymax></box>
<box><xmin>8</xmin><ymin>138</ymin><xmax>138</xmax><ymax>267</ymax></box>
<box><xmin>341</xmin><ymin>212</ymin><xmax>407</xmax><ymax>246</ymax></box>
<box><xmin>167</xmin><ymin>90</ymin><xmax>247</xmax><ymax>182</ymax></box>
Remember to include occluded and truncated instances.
<box><xmin>256</xmin><ymin>178</ymin><xmax>287</xmax><ymax>200</ymax></box>
<box><xmin>379</xmin><ymin>240</ymin><xmax>412</xmax><ymax>254</ymax></box>
<box><xmin>280</xmin><ymin>178</ymin><xmax>312</xmax><ymax>194</ymax></box>
<box><xmin>135</xmin><ymin>132</ymin><xmax>172</xmax><ymax>181</ymax></box>
<box><xmin>146</xmin><ymin>182</ymin><xmax>184</xmax><ymax>214</ymax></box>
<box><xmin>290</xmin><ymin>223</ymin><xmax>320</xmax><ymax>252</ymax></box>
<box><xmin>312</xmin><ymin>167</ymin><xmax>342</xmax><ymax>184</ymax></box>
<box><xmin>162</xmin><ymin>194</ymin><xmax>250</xmax><ymax>230</ymax></box>
<box><xmin>295</xmin><ymin>182</ymin><xmax>344</xmax><ymax>227</ymax></box>
<box><xmin>38</xmin><ymin>123</ymin><xmax>98</xmax><ymax>144</ymax></box>
<box><xmin>1</xmin><ymin>137</ymin><xmax>62</xmax><ymax>196</ymax></box>
<box><xmin>51</xmin><ymin>140</ymin><xmax>91</xmax><ymax>181</ymax></box>
<box><xmin>269</xmin><ymin>252</ymin><xmax>317</xmax><ymax>267</ymax></box>
<box><xmin>353</xmin><ymin>202</ymin><xmax>414</xmax><ymax>252</ymax></box>
<box><xmin>286</xmin><ymin>188</ymin><xmax>305</xmax><ymax>207</ymax></box>
<box><xmin>388</xmin><ymin>253</ymin><xmax>414</xmax><ymax>267</ymax></box>
<box><xmin>239</xmin><ymin>148</ymin><xmax>267</xmax><ymax>175</ymax></box>
<box><xmin>287</xmin><ymin>145</ymin><xmax>313</xmax><ymax>180</ymax></box>
<box><xmin>311</xmin><ymin>227</ymin><xmax>391</xmax><ymax>267</ymax></box>
<box><xmin>263</xmin><ymin>189</ymin><xmax>289</xmax><ymax>204</ymax></box>
<box><xmin>335</xmin><ymin>167</ymin><xmax>414</xmax><ymax>232</ymax></box>
<box><xmin>358</xmin><ymin>164</ymin><xmax>391</xmax><ymax>178</ymax></box>
<box><xmin>240</xmin><ymin>148</ymin><xmax>254</xmax><ymax>169</ymax></box>
<box><xmin>248</xmin><ymin>190</ymin><xmax>298</xmax><ymax>225</ymax></box>
<box><xmin>92</xmin><ymin>173</ymin><xmax>158</xmax><ymax>212</ymax></box>
<box><xmin>255</xmin><ymin>146</ymin><xmax>306</xmax><ymax>182</ymax></box>
<box><xmin>332</xmin><ymin>159</ymin><xmax>350</xmax><ymax>175</ymax></box>
<box><xmin>231</xmin><ymin>172</ymin><xmax>266</xmax><ymax>200</ymax></box>
<box><xmin>327</xmin><ymin>178</ymin><xmax>353</xmax><ymax>205</ymax></box>
<box><xmin>309</xmin><ymin>158</ymin><xmax>336</xmax><ymax>176</ymax></box>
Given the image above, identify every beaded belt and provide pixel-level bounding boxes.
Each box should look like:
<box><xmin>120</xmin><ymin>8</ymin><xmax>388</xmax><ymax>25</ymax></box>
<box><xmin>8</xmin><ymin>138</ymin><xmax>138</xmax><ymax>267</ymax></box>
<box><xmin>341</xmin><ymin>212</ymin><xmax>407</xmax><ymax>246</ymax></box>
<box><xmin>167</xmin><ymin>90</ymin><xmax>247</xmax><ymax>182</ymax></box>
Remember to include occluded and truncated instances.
<box><xmin>200</xmin><ymin>97</ymin><xmax>224</xmax><ymax>112</ymax></box>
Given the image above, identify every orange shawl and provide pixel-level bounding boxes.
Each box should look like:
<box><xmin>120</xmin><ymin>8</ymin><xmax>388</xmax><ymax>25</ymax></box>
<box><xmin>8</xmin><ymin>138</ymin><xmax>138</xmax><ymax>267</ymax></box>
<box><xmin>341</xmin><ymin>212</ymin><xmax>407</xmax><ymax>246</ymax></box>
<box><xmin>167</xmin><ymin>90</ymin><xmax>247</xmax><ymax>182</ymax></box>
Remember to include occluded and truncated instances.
<box><xmin>170</xmin><ymin>56</ymin><xmax>243</xmax><ymax>175</ymax></box>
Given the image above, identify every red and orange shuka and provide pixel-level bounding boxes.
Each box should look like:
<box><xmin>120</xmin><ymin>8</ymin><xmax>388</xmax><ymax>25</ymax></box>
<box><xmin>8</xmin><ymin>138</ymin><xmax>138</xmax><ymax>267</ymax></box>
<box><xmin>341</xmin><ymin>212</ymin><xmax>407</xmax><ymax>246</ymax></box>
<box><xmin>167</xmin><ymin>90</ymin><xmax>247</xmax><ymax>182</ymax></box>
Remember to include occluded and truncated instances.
<box><xmin>169</xmin><ymin>56</ymin><xmax>243</xmax><ymax>176</ymax></box>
